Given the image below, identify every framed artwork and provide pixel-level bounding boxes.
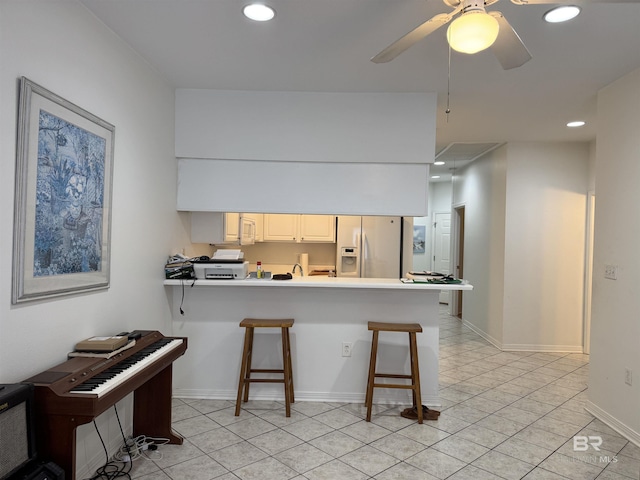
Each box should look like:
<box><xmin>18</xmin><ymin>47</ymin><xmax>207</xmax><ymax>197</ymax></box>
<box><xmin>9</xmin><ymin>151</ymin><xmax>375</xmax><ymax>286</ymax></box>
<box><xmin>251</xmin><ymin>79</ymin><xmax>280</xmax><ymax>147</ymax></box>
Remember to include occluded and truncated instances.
<box><xmin>12</xmin><ymin>77</ymin><xmax>115</xmax><ymax>304</ymax></box>
<box><xmin>413</xmin><ymin>225</ymin><xmax>426</xmax><ymax>253</ymax></box>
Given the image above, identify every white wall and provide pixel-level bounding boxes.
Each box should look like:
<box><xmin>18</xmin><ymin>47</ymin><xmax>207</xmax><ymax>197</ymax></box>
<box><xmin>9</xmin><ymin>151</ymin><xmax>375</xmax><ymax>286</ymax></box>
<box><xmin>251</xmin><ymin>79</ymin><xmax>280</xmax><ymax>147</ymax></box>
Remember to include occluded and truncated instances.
<box><xmin>452</xmin><ymin>143</ymin><xmax>590</xmax><ymax>351</ymax></box>
<box><xmin>0</xmin><ymin>1</ymin><xmax>187</xmax><ymax>476</ymax></box>
<box><xmin>452</xmin><ymin>146</ymin><xmax>508</xmax><ymax>345</ymax></box>
<box><xmin>588</xmin><ymin>67</ymin><xmax>640</xmax><ymax>445</ymax></box>
<box><xmin>502</xmin><ymin>143</ymin><xmax>589</xmax><ymax>351</ymax></box>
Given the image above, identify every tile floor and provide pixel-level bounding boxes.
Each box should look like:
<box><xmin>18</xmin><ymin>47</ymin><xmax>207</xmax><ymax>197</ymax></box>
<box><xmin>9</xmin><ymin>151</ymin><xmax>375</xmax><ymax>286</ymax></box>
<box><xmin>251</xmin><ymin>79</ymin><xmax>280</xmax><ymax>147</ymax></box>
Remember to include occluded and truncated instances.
<box><xmin>127</xmin><ymin>308</ymin><xmax>639</xmax><ymax>480</ymax></box>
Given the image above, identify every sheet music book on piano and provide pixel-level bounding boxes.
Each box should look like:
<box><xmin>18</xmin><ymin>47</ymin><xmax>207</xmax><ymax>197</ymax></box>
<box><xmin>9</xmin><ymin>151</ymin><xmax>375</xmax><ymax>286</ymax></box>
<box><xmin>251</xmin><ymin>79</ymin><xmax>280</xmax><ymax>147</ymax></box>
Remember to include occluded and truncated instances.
<box><xmin>67</xmin><ymin>339</ymin><xmax>136</xmax><ymax>359</ymax></box>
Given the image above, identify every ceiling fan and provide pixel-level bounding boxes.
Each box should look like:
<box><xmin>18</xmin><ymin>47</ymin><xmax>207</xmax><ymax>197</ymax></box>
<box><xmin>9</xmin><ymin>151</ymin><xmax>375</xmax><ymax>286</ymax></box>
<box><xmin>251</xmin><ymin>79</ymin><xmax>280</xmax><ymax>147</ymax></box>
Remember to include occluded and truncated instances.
<box><xmin>371</xmin><ymin>0</ymin><xmax>553</xmax><ymax>70</ymax></box>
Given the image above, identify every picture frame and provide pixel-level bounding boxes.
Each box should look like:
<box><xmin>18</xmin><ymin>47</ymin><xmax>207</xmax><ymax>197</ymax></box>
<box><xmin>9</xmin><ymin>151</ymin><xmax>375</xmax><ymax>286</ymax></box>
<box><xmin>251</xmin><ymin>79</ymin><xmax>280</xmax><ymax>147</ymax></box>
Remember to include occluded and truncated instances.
<box><xmin>413</xmin><ymin>225</ymin><xmax>426</xmax><ymax>253</ymax></box>
<box><xmin>12</xmin><ymin>77</ymin><xmax>115</xmax><ymax>304</ymax></box>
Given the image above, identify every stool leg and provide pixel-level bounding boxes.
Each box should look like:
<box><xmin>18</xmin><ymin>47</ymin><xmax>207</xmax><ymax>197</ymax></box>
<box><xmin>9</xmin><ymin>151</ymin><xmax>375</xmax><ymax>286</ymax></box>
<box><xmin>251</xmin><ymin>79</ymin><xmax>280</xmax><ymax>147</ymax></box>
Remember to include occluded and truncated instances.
<box><xmin>285</xmin><ymin>326</ymin><xmax>294</xmax><ymax>404</ymax></box>
<box><xmin>235</xmin><ymin>327</ymin><xmax>253</xmax><ymax>416</ymax></box>
<box><xmin>365</xmin><ymin>330</ymin><xmax>379</xmax><ymax>422</ymax></box>
<box><xmin>243</xmin><ymin>327</ymin><xmax>255</xmax><ymax>403</ymax></box>
<box><xmin>409</xmin><ymin>332</ymin><xmax>423</xmax><ymax>424</ymax></box>
<box><xmin>281</xmin><ymin>327</ymin><xmax>292</xmax><ymax>417</ymax></box>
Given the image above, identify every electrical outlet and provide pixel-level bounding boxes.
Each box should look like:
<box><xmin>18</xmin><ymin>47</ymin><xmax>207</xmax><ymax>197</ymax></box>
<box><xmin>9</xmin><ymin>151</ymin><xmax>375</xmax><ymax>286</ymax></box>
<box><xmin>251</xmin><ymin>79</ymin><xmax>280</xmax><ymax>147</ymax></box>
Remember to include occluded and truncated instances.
<box><xmin>625</xmin><ymin>368</ymin><xmax>633</xmax><ymax>386</ymax></box>
<box><xmin>342</xmin><ymin>342</ymin><xmax>352</xmax><ymax>357</ymax></box>
<box><xmin>604</xmin><ymin>264</ymin><xmax>618</xmax><ymax>280</ymax></box>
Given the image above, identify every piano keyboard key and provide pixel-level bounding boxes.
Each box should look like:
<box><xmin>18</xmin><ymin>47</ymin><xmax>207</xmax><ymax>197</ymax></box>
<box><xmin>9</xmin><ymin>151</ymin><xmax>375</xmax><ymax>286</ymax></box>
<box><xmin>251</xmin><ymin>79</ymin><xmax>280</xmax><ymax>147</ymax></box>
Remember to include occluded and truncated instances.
<box><xmin>69</xmin><ymin>338</ymin><xmax>184</xmax><ymax>397</ymax></box>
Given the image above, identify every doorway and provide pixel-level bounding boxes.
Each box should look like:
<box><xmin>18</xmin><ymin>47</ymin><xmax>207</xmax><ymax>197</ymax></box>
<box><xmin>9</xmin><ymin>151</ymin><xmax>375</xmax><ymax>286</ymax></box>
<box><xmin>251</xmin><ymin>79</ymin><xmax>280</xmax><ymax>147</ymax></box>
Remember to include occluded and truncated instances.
<box><xmin>452</xmin><ymin>205</ymin><xmax>465</xmax><ymax>318</ymax></box>
<box><xmin>432</xmin><ymin>212</ymin><xmax>451</xmax><ymax>304</ymax></box>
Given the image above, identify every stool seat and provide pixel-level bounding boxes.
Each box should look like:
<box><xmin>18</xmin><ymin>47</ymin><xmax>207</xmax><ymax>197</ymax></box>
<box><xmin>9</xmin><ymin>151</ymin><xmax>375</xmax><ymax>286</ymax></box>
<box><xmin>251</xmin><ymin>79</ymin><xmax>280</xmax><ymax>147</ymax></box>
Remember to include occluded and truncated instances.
<box><xmin>240</xmin><ymin>318</ymin><xmax>294</xmax><ymax>328</ymax></box>
<box><xmin>368</xmin><ymin>322</ymin><xmax>422</xmax><ymax>333</ymax></box>
<box><xmin>365</xmin><ymin>321</ymin><xmax>424</xmax><ymax>423</ymax></box>
<box><xmin>235</xmin><ymin>318</ymin><xmax>295</xmax><ymax>417</ymax></box>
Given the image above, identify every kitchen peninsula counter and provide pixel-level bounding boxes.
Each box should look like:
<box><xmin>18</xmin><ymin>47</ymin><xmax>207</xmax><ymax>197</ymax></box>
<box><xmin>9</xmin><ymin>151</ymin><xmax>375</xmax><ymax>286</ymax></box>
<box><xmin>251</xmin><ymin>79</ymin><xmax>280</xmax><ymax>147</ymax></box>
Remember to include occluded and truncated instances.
<box><xmin>164</xmin><ymin>277</ymin><xmax>472</xmax><ymax>407</ymax></box>
<box><xmin>164</xmin><ymin>276</ymin><xmax>472</xmax><ymax>290</ymax></box>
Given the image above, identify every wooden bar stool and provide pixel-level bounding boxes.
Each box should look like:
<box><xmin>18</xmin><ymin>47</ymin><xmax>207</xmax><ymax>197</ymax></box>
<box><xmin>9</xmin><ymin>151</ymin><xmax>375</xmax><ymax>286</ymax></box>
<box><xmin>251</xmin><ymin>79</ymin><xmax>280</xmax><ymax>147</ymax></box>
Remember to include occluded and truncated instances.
<box><xmin>235</xmin><ymin>318</ymin><xmax>295</xmax><ymax>417</ymax></box>
<box><xmin>365</xmin><ymin>321</ymin><xmax>423</xmax><ymax>423</ymax></box>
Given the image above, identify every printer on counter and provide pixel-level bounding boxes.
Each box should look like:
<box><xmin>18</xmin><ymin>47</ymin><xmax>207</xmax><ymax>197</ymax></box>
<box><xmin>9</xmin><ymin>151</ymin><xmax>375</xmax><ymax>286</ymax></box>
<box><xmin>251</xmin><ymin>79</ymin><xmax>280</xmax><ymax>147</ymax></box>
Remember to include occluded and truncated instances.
<box><xmin>193</xmin><ymin>250</ymin><xmax>249</xmax><ymax>280</ymax></box>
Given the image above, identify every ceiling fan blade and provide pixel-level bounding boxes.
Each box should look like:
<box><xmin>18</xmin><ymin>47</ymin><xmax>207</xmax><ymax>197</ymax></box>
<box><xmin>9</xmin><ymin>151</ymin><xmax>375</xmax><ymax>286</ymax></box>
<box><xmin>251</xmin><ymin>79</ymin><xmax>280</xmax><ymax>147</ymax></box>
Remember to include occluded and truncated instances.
<box><xmin>488</xmin><ymin>11</ymin><xmax>532</xmax><ymax>69</ymax></box>
<box><xmin>512</xmin><ymin>0</ymin><xmax>639</xmax><ymax>4</ymax></box>
<box><xmin>371</xmin><ymin>13</ymin><xmax>455</xmax><ymax>63</ymax></box>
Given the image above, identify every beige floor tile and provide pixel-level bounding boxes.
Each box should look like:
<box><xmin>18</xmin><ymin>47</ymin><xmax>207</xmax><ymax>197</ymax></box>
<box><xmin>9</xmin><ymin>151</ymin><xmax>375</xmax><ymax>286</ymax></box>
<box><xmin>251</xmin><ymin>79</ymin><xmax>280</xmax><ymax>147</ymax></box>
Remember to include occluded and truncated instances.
<box><xmin>274</xmin><ymin>443</ymin><xmax>334</xmax><ymax>474</ymax></box>
<box><xmin>304</xmin><ymin>459</ymin><xmax>369</xmax><ymax>480</ymax></box>
<box><xmin>471</xmin><ymin>450</ymin><xmax>535</xmax><ymax>480</ymax></box>
<box><xmin>431</xmin><ymin>435</ymin><xmax>490</xmax><ymax>463</ymax></box>
<box><xmin>370</xmin><ymin>432</ymin><xmax>426</xmax><ymax>460</ymax></box>
<box><xmin>309</xmin><ymin>430</ymin><xmax>365</xmax><ymax>457</ymax></box>
<box><xmin>340</xmin><ymin>445</ymin><xmax>399</xmax><ymax>477</ymax></box>
<box><xmin>406</xmin><ymin>448</ymin><xmax>467</xmax><ymax>479</ymax></box>
<box><xmin>232</xmin><ymin>456</ymin><xmax>298</xmax><ymax>480</ymax></box>
<box><xmin>247</xmin><ymin>427</ymin><xmax>303</xmax><ymax>455</ymax></box>
<box><xmin>208</xmin><ymin>440</ymin><xmax>268</xmax><ymax>471</ymax></box>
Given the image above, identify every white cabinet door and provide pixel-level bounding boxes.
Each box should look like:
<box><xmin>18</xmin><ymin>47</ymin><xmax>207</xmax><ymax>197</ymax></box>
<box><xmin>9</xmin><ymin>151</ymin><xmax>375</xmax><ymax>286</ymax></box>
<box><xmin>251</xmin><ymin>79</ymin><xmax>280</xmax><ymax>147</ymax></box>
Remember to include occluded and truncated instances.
<box><xmin>299</xmin><ymin>215</ymin><xmax>336</xmax><ymax>242</ymax></box>
<box><xmin>243</xmin><ymin>213</ymin><xmax>263</xmax><ymax>242</ymax></box>
<box><xmin>191</xmin><ymin>212</ymin><xmax>239</xmax><ymax>244</ymax></box>
<box><xmin>263</xmin><ymin>214</ymin><xmax>299</xmax><ymax>241</ymax></box>
<box><xmin>224</xmin><ymin>213</ymin><xmax>240</xmax><ymax>243</ymax></box>
<box><xmin>263</xmin><ymin>214</ymin><xmax>335</xmax><ymax>242</ymax></box>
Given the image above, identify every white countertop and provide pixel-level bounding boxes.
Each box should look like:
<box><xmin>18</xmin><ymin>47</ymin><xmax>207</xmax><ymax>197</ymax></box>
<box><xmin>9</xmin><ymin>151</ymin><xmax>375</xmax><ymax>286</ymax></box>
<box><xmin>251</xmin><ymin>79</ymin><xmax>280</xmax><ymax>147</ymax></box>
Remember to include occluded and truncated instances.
<box><xmin>164</xmin><ymin>276</ymin><xmax>473</xmax><ymax>291</ymax></box>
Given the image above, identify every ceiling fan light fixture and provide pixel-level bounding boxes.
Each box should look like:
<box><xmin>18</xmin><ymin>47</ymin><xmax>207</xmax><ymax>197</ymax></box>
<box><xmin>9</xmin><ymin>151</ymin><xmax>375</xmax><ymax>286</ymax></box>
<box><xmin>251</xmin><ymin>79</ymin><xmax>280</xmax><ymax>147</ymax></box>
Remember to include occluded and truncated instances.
<box><xmin>243</xmin><ymin>3</ymin><xmax>276</xmax><ymax>22</ymax></box>
<box><xmin>447</xmin><ymin>10</ymin><xmax>500</xmax><ymax>54</ymax></box>
<box><xmin>543</xmin><ymin>5</ymin><xmax>581</xmax><ymax>23</ymax></box>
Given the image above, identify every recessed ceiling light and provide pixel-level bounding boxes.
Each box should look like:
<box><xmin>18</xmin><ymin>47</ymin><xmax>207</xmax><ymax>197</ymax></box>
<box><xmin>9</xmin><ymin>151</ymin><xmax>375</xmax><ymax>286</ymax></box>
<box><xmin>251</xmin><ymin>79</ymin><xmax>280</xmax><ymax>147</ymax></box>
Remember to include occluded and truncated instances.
<box><xmin>567</xmin><ymin>120</ymin><xmax>586</xmax><ymax>128</ymax></box>
<box><xmin>243</xmin><ymin>3</ymin><xmax>275</xmax><ymax>22</ymax></box>
<box><xmin>431</xmin><ymin>175</ymin><xmax>441</xmax><ymax>179</ymax></box>
<box><xmin>434</xmin><ymin>161</ymin><xmax>445</xmax><ymax>165</ymax></box>
<box><xmin>544</xmin><ymin>5</ymin><xmax>581</xmax><ymax>23</ymax></box>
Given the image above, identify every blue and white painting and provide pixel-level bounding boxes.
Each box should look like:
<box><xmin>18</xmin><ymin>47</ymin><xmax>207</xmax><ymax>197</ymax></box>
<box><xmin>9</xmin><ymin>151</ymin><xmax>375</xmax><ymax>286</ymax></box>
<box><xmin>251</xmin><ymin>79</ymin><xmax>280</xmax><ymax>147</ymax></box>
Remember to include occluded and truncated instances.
<box><xmin>34</xmin><ymin>110</ymin><xmax>106</xmax><ymax>276</ymax></box>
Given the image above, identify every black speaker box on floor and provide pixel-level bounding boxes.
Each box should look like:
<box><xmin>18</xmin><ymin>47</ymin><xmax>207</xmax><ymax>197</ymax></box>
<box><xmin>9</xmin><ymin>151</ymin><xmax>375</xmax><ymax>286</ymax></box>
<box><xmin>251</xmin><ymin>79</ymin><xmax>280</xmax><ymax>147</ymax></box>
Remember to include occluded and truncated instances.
<box><xmin>10</xmin><ymin>461</ymin><xmax>64</xmax><ymax>480</ymax></box>
<box><xmin>0</xmin><ymin>384</ymin><xmax>37</xmax><ymax>480</ymax></box>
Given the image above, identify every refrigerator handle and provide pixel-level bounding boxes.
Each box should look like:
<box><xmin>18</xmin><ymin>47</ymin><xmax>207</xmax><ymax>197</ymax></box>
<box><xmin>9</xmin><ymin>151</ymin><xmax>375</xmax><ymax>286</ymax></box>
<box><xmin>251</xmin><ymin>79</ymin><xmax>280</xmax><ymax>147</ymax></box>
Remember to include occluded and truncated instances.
<box><xmin>361</xmin><ymin>232</ymin><xmax>366</xmax><ymax>278</ymax></box>
<box><xmin>356</xmin><ymin>232</ymin><xmax>362</xmax><ymax>277</ymax></box>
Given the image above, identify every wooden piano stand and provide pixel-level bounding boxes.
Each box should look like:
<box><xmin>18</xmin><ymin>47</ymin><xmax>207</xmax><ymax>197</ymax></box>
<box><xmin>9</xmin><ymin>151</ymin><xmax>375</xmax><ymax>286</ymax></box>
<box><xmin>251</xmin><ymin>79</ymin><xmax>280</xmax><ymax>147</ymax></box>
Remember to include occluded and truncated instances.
<box><xmin>25</xmin><ymin>332</ymin><xmax>187</xmax><ymax>480</ymax></box>
<box><xmin>42</xmin><ymin>364</ymin><xmax>183</xmax><ymax>479</ymax></box>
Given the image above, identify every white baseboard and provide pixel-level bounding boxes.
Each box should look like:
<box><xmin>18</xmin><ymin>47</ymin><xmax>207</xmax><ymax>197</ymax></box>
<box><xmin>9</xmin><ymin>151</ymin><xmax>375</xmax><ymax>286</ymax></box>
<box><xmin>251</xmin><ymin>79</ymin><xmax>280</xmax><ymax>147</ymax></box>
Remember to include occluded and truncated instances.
<box><xmin>174</xmin><ymin>389</ymin><xmax>441</xmax><ymax>408</ymax></box>
<box><xmin>462</xmin><ymin>319</ymin><xmax>583</xmax><ymax>353</ymax></box>
<box><xmin>502</xmin><ymin>343</ymin><xmax>584</xmax><ymax>353</ymax></box>
<box><xmin>585</xmin><ymin>400</ymin><xmax>640</xmax><ymax>448</ymax></box>
<box><xmin>462</xmin><ymin>319</ymin><xmax>503</xmax><ymax>349</ymax></box>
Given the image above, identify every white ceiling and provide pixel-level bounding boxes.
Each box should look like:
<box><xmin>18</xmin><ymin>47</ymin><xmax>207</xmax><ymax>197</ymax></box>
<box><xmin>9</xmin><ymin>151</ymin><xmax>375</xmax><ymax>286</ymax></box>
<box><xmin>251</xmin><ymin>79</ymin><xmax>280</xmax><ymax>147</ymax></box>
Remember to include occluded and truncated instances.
<box><xmin>81</xmin><ymin>0</ymin><xmax>640</xmax><ymax>179</ymax></box>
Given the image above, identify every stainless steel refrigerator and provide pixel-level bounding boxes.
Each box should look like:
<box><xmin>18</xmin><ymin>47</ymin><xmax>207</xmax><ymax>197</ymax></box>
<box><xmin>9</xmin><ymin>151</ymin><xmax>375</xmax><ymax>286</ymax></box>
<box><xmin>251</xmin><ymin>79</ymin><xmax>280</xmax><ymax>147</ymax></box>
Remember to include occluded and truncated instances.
<box><xmin>335</xmin><ymin>216</ymin><xmax>402</xmax><ymax>278</ymax></box>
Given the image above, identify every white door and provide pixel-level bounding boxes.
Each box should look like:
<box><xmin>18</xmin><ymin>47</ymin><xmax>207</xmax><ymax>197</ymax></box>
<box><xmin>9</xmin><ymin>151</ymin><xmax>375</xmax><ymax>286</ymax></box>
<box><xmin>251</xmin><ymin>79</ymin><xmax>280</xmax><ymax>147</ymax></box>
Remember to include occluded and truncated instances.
<box><xmin>433</xmin><ymin>213</ymin><xmax>451</xmax><ymax>304</ymax></box>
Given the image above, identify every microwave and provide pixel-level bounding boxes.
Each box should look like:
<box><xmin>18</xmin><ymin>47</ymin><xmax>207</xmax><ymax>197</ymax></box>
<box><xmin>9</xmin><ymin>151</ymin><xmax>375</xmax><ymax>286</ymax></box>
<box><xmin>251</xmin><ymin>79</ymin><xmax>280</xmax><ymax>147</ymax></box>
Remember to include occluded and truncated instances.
<box><xmin>238</xmin><ymin>215</ymin><xmax>256</xmax><ymax>245</ymax></box>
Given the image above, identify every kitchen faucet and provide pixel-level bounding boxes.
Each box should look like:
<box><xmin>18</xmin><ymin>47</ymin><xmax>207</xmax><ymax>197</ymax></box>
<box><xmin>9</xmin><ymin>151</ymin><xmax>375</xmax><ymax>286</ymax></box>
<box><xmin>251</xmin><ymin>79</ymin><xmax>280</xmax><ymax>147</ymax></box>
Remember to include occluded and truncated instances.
<box><xmin>292</xmin><ymin>263</ymin><xmax>304</xmax><ymax>276</ymax></box>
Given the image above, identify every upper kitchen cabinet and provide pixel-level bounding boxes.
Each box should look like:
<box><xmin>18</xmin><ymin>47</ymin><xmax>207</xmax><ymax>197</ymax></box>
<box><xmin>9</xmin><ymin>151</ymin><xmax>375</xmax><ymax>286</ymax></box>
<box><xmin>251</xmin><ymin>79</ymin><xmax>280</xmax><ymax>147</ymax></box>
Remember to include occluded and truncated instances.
<box><xmin>263</xmin><ymin>214</ymin><xmax>335</xmax><ymax>243</ymax></box>
<box><xmin>191</xmin><ymin>212</ymin><xmax>261</xmax><ymax>245</ymax></box>
<box><xmin>244</xmin><ymin>212</ymin><xmax>263</xmax><ymax>242</ymax></box>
